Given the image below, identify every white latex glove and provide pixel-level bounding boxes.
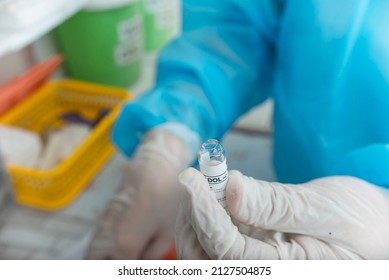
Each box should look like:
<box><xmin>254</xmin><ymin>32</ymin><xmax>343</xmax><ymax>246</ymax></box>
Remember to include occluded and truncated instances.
<box><xmin>176</xmin><ymin>168</ymin><xmax>389</xmax><ymax>260</ymax></box>
<box><xmin>87</xmin><ymin>129</ymin><xmax>194</xmax><ymax>259</ymax></box>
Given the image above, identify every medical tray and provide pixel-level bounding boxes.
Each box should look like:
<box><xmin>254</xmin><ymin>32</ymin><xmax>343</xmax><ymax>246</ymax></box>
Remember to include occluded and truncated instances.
<box><xmin>0</xmin><ymin>79</ymin><xmax>130</xmax><ymax>210</ymax></box>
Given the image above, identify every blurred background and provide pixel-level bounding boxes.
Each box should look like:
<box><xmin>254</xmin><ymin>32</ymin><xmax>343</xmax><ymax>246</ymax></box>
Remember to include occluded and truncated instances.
<box><xmin>0</xmin><ymin>0</ymin><xmax>274</xmax><ymax>259</ymax></box>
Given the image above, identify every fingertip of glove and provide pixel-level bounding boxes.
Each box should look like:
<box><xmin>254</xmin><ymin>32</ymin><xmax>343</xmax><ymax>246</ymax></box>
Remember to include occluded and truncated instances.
<box><xmin>226</xmin><ymin>170</ymin><xmax>243</xmax><ymax>194</ymax></box>
<box><xmin>178</xmin><ymin>167</ymin><xmax>206</xmax><ymax>193</ymax></box>
<box><xmin>226</xmin><ymin>170</ymin><xmax>245</xmax><ymax>212</ymax></box>
<box><xmin>178</xmin><ymin>167</ymin><xmax>200</xmax><ymax>183</ymax></box>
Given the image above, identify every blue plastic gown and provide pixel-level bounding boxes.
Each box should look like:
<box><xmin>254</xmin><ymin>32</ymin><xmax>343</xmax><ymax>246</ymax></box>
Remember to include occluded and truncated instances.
<box><xmin>113</xmin><ymin>0</ymin><xmax>389</xmax><ymax>189</ymax></box>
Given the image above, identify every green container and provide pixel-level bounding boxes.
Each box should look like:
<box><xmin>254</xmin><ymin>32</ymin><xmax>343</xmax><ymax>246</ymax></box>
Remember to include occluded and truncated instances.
<box><xmin>54</xmin><ymin>1</ymin><xmax>143</xmax><ymax>88</ymax></box>
<box><xmin>142</xmin><ymin>0</ymin><xmax>179</xmax><ymax>52</ymax></box>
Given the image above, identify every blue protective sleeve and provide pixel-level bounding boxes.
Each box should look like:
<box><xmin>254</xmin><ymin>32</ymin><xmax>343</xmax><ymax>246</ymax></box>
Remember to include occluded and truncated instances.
<box><xmin>112</xmin><ymin>0</ymin><xmax>281</xmax><ymax>157</ymax></box>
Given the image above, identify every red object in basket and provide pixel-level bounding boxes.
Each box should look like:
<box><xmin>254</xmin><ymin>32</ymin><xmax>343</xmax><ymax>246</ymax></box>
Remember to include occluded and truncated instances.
<box><xmin>0</xmin><ymin>54</ymin><xmax>63</xmax><ymax>115</ymax></box>
<box><xmin>162</xmin><ymin>244</ymin><xmax>177</xmax><ymax>260</ymax></box>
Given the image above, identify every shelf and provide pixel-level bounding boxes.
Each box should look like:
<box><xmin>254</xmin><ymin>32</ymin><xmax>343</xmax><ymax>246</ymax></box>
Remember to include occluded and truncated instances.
<box><xmin>0</xmin><ymin>0</ymin><xmax>88</xmax><ymax>58</ymax></box>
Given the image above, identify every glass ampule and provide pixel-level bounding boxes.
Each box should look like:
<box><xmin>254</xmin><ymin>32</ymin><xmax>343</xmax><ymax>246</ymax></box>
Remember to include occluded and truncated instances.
<box><xmin>198</xmin><ymin>139</ymin><xmax>229</xmax><ymax>212</ymax></box>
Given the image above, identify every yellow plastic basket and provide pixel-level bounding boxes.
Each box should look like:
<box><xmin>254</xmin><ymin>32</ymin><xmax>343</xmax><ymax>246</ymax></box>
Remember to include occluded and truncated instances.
<box><xmin>0</xmin><ymin>79</ymin><xmax>130</xmax><ymax>210</ymax></box>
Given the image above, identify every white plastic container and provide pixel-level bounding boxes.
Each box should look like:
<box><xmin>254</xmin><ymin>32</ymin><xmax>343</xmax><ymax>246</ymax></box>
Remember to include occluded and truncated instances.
<box><xmin>0</xmin><ymin>0</ymin><xmax>88</xmax><ymax>30</ymax></box>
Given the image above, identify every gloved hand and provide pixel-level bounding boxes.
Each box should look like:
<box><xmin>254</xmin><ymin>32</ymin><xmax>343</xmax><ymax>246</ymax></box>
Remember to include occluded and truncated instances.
<box><xmin>87</xmin><ymin>129</ymin><xmax>194</xmax><ymax>259</ymax></box>
<box><xmin>176</xmin><ymin>168</ymin><xmax>389</xmax><ymax>259</ymax></box>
